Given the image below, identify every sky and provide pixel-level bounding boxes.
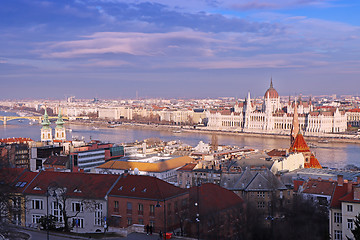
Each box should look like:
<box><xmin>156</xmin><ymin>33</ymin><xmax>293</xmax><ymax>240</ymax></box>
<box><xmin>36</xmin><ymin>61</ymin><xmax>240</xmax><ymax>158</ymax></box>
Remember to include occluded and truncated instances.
<box><xmin>1</xmin><ymin>0</ymin><xmax>360</xmax><ymax>99</ymax></box>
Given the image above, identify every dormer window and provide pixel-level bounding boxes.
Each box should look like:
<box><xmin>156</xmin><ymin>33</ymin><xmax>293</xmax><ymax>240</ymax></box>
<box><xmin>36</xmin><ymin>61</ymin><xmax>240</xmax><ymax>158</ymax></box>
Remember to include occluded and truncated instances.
<box><xmin>131</xmin><ymin>187</ymin><xmax>136</xmax><ymax>192</ymax></box>
<box><xmin>142</xmin><ymin>188</ymin><xmax>147</xmax><ymax>192</ymax></box>
<box><xmin>33</xmin><ymin>186</ymin><xmax>41</xmax><ymax>191</ymax></box>
<box><xmin>74</xmin><ymin>188</ymin><xmax>82</xmax><ymax>193</ymax></box>
<box><xmin>119</xmin><ymin>186</ymin><xmax>123</xmax><ymax>190</ymax></box>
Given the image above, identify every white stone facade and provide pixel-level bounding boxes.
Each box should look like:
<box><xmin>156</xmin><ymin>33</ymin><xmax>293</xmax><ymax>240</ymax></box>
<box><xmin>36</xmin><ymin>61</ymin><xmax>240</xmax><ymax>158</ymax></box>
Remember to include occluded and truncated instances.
<box><xmin>206</xmin><ymin>82</ymin><xmax>347</xmax><ymax>134</ymax></box>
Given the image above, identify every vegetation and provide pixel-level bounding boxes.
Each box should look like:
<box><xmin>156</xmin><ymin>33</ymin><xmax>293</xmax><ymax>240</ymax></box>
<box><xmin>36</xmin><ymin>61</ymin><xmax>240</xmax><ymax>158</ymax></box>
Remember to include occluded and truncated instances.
<box><xmin>348</xmin><ymin>213</ymin><xmax>360</xmax><ymax>240</ymax></box>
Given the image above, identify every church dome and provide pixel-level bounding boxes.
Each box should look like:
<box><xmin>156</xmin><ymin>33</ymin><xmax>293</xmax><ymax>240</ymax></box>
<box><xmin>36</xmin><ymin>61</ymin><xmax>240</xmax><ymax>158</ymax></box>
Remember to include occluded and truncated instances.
<box><xmin>264</xmin><ymin>79</ymin><xmax>279</xmax><ymax>99</ymax></box>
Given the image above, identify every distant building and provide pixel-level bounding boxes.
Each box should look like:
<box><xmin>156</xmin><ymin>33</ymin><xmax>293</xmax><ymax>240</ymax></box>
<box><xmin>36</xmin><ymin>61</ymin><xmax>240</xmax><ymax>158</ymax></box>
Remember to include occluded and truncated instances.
<box><xmin>206</xmin><ymin>79</ymin><xmax>347</xmax><ymax>134</ymax></box>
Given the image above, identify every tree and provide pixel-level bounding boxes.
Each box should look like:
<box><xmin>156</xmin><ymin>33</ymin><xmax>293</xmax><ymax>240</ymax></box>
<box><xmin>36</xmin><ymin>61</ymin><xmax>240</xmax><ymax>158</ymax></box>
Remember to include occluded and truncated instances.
<box><xmin>348</xmin><ymin>213</ymin><xmax>360</xmax><ymax>240</ymax></box>
<box><xmin>48</xmin><ymin>182</ymin><xmax>96</xmax><ymax>232</ymax></box>
<box><xmin>39</xmin><ymin>215</ymin><xmax>57</xmax><ymax>230</ymax></box>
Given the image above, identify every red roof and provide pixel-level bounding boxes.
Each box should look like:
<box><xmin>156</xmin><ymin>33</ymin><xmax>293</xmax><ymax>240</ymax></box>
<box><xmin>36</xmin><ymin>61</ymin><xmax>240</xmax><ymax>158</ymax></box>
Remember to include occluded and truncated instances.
<box><xmin>289</xmin><ymin>134</ymin><xmax>310</xmax><ymax>153</ymax></box>
<box><xmin>304</xmin><ymin>155</ymin><xmax>322</xmax><ymax>169</ymax></box>
<box><xmin>330</xmin><ymin>182</ymin><xmax>354</xmax><ymax>208</ymax></box>
<box><xmin>23</xmin><ymin>171</ymin><xmax>120</xmax><ymax>199</ymax></box>
<box><xmin>302</xmin><ymin>179</ymin><xmax>336</xmax><ymax>196</ymax></box>
<box><xmin>43</xmin><ymin>156</ymin><xmax>69</xmax><ymax>166</ymax></box>
<box><xmin>293</xmin><ymin>180</ymin><xmax>304</xmax><ymax>192</ymax></box>
<box><xmin>178</xmin><ymin>163</ymin><xmax>197</xmax><ymax>171</ymax></box>
<box><xmin>267</xmin><ymin>149</ymin><xmax>286</xmax><ymax>157</ymax></box>
<box><xmin>348</xmin><ymin>108</ymin><xmax>360</xmax><ymax>113</ymax></box>
<box><xmin>189</xmin><ymin>183</ymin><xmax>243</xmax><ymax>214</ymax></box>
<box><xmin>109</xmin><ymin>174</ymin><xmax>187</xmax><ymax>200</ymax></box>
<box><xmin>290</xmin><ymin>134</ymin><xmax>322</xmax><ymax>168</ymax></box>
<box><xmin>0</xmin><ymin>137</ymin><xmax>33</xmax><ymax>144</ymax></box>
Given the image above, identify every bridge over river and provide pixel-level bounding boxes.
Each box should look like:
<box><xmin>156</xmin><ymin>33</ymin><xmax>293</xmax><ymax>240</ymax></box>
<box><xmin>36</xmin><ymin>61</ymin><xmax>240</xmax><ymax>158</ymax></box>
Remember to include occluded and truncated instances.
<box><xmin>0</xmin><ymin>116</ymin><xmax>69</xmax><ymax>125</ymax></box>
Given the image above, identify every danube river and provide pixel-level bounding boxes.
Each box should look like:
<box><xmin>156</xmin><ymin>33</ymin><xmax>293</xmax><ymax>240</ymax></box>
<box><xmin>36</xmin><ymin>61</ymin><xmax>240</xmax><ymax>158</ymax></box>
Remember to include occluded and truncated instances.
<box><xmin>0</xmin><ymin>111</ymin><xmax>359</xmax><ymax>169</ymax></box>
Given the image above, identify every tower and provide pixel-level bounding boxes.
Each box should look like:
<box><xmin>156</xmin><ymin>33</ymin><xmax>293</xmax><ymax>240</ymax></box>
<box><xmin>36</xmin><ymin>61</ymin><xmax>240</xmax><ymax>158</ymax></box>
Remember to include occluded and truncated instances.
<box><xmin>54</xmin><ymin>108</ymin><xmax>66</xmax><ymax>141</ymax></box>
<box><xmin>41</xmin><ymin>107</ymin><xmax>52</xmax><ymax>142</ymax></box>
<box><xmin>290</xmin><ymin>99</ymin><xmax>299</xmax><ymax>145</ymax></box>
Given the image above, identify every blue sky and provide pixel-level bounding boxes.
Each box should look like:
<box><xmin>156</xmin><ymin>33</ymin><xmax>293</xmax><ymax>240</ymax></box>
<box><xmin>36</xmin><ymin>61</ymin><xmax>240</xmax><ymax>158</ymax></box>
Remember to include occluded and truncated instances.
<box><xmin>1</xmin><ymin>0</ymin><xmax>360</xmax><ymax>99</ymax></box>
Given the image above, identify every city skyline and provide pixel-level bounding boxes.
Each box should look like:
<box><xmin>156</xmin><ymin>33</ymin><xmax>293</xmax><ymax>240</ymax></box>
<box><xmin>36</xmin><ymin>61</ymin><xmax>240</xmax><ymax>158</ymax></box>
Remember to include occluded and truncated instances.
<box><xmin>1</xmin><ymin>0</ymin><xmax>360</xmax><ymax>99</ymax></box>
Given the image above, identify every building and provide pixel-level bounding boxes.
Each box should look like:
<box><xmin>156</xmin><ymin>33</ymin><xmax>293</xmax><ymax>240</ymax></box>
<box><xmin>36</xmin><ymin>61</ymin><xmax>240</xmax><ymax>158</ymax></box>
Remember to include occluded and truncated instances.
<box><xmin>95</xmin><ymin>155</ymin><xmax>194</xmax><ymax>183</ymax></box>
<box><xmin>221</xmin><ymin>168</ymin><xmax>290</xmax><ymax>217</ymax></box>
<box><xmin>329</xmin><ymin>176</ymin><xmax>360</xmax><ymax>240</ymax></box>
<box><xmin>40</xmin><ymin>108</ymin><xmax>52</xmax><ymax>142</ymax></box>
<box><xmin>23</xmin><ymin>171</ymin><xmax>121</xmax><ymax>233</ymax></box>
<box><xmin>43</xmin><ymin>156</ymin><xmax>70</xmax><ymax>171</ymax></box>
<box><xmin>54</xmin><ymin>109</ymin><xmax>66</xmax><ymax>141</ymax></box>
<box><xmin>107</xmin><ymin>174</ymin><xmax>189</xmax><ymax>234</ymax></box>
<box><xmin>206</xmin><ymin>79</ymin><xmax>347</xmax><ymax>134</ymax></box>
<box><xmin>71</xmin><ymin>148</ymin><xmax>106</xmax><ymax>172</ymax></box>
<box><xmin>186</xmin><ymin>183</ymin><xmax>244</xmax><ymax>239</ymax></box>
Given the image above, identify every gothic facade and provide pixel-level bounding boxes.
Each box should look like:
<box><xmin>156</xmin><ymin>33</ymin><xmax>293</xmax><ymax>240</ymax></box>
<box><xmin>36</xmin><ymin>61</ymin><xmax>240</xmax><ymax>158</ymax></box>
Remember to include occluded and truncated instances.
<box><xmin>206</xmin><ymin>80</ymin><xmax>347</xmax><ymax>134</ymax></box>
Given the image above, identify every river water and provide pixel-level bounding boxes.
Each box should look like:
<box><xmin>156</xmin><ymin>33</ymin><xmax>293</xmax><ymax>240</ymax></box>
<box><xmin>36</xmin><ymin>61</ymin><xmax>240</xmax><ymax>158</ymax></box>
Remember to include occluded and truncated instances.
<box><xmin>0</xmin><ymin>111</ymin><xmax>359</xmax><ymax>169</ymax></box>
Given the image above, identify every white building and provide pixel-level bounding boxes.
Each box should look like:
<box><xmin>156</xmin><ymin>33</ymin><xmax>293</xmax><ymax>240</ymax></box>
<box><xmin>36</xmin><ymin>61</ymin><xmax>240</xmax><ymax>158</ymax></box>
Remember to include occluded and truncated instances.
<box><xmin>206</xmin><ymin>79</ymin><xmax>347</xmax><ymax>135</ymax></box>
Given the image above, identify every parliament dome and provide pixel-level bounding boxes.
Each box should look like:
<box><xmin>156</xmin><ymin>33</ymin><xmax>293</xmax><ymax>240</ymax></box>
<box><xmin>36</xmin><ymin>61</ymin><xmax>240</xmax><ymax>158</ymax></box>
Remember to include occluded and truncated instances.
<box><xmin>264</xmin><ymin>79</ymin><xmax>279</xmax><ymax>99</ymax></box>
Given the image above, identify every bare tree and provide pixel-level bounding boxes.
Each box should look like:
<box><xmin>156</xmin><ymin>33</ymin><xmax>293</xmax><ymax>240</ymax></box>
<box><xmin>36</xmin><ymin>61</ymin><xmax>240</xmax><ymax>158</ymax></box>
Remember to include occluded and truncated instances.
<box><xmin>48</xmin><ymin>182</ymin><xmax>96</xmax><ymax>232</ymax></box>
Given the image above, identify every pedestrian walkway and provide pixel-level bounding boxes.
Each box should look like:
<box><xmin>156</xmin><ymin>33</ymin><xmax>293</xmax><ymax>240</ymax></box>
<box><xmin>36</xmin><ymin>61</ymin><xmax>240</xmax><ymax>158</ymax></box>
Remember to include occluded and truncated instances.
<box><xmin>124</xmin><ymin>232</ymin><xmax>195</xmax><ymax>240</ymax></box>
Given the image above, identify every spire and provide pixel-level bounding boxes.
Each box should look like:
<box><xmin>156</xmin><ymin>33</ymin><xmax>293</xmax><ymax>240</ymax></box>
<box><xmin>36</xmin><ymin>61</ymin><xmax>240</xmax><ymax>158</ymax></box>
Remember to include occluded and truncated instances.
<box><xmin>41</xmin><ymin>107</ymin><xmax>51</xmax><ymax>129</ymax></box>
<box><xmin>270</xmin><ymin>77</ymin><xmax>273</xmax><ymax>88</ymax></box>
<box><xmin>290</xmin><ymin>99</ymin><xmax>299</xmax><ymax>145</ymax></box>
<box><xmin>56</xmin><ymin>108</ymin><xmax>65</xmax><ymax>128</ymax></box>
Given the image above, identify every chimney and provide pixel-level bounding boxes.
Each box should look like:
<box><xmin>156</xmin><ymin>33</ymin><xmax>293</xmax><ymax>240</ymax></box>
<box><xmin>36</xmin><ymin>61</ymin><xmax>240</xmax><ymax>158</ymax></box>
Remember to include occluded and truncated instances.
<box><xmin>356</xmin><ymin>176</ymin><xmax>360</xmax><ymax>184</ymax></box>
<box><xmin>337</xmin><ymin>175</ymin><xmax>344</xmax><ymax>186</ymax></box>
<box><xmin>354</xmin><ymin>186</ymin><xmax>360</xmax><ymax>201</ymax></box>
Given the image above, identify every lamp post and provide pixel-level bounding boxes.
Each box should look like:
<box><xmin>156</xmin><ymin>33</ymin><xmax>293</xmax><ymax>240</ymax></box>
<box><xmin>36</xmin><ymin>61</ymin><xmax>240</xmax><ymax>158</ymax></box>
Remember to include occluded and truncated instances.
<box><xmin>46</xmin><ymin>189</ymin><xmax>49</xmax><ymax>240</ymax></box>
<box><xmin>156</xmin><ymin>199</ymin><xmax>166</xmax><ymax>240</ymax></box>
<box><xmin>46</xmin><ymin>187</ymin><xmax>58</xmax><ymax>240</ymax></box>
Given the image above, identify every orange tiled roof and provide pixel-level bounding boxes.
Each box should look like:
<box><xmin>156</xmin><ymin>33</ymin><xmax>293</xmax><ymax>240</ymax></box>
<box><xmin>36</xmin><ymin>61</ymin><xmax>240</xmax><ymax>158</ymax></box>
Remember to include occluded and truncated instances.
<box><xmin>97</xmin><ymin>156</ymin><xmax>194</xmax><ymax>172</ymax></box>
<box><xmin>304</xmin><ymin>155</ymin><xmax>322</xmax><ymax>169</ymax></box>
<box><xmin>290</xmin><ymin>133</ymin><xmax>322</xmax><ymax>168</ymax></box>
<box><xmin>289</xmin><ymin>133</ymin><xmax>310</xmax><ymax>153</ymax></box>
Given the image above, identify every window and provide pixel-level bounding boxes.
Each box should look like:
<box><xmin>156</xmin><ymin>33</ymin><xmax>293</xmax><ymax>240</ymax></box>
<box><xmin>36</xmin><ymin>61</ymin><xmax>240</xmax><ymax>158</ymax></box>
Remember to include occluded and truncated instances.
<box><xmin>334</xmin><ymin>212</ymin><xmax>342</xmax><ymax>223</ymax></box>
<box><xmin>127</xmin><ymin>218</ymin><xmax>132</xmax><ymax>226</ymax></box>
<box><xmin>114</xmin><ymin>201</ymin><xmax>119</xmax><ymax>212</ymax></box>
<box><xmin>150</xmin><ymin>204</ymin><xmax>155</xmax><ymax>216</ymax></box>
<box><xmin>95</xmin><ymin>203</ymin><xmax>103</xmax><ymax>226</ymax></box>
<box><xmin>73</xmin><ymin>218</ymin><xmax>84</xmax><ymax>228</ymax></box>
<box><xmin>127</xmin><ymin>202</ymin><xmax>132</xmax><ymax>214</ymax></box>
<box><xmin>52</xmin><ymin>202</ymin><xmax>63</xmax><ymax>222</ymax></box>
<box><xmin>257</xmin><ymin>192</ymin><xmax>265</xmax><ymax>198</ymax></box>
<box><xmin>32</xmin><ymin>214</ymin><xmax>42</xmax><ymax>223</ymax></box>
<box><xmin>149</xmin><ymin>220</ymin><xmax>155</xmax><ymax>227</ymax></box>
<box><xmin>347</xmin><ymin>219</ymin><xmax>353</xmax><ymax>229</ymax></box>
<box><xmin>138</xmin><ymin>218</ymin><xmax>144</xmax><ymax>225</ymax></box>
<box><xmin>138</xmin><ymin>203</ymin><xmax>144</xmax><ymax>215</ymax></box>
<box><xmin>72</xmin><ymin>202</ymin><xmax>83</xmax><ymax>212</ymax></box>
<box><xmin>257</xmin><ymin>201</ymin><xmax>265</xmax><ymax>209</ymax></box>
<box><xmin>167</xmin><ymin>203</ymin><xmax>171</xmax><ymax>214</ymax></box>
<box><xmin>347</xmin><ymin>205</ymin><xmax>353</xmax><ymax>212</ymax></box>
<box><xmin>32</xmin><ymin>199</ymin><xmax>43</xmax><ymax>210</ymax></box>
<box><xmin>174</xmin><ymin>201</ymin><xmax>178</xmax><ymax>212</ymax></box>
<box><xmin>334</xmin><ymin>230</ymin><xmax>342</xmax><ymax>240</ymax></box>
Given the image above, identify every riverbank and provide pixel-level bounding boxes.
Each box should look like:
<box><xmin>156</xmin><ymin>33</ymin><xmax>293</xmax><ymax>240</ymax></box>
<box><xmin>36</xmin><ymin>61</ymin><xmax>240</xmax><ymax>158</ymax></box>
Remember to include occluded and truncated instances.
<box><xmin>68</xmin><ymin>120</ymin><xmax>360</xmax><ymax>145</ymax></box>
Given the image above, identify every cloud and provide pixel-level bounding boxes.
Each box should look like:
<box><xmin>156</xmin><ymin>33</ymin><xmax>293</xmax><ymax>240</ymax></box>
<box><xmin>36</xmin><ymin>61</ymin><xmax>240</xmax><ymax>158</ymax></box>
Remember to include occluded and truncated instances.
<box><xmin>42</xmin><ymin>30</ymin><xmax>223</xmax><ymax>58</ymax></box>
<box><xmin>91</xmin><ymin>0</ymin><xmax>336</xmax><ymax>11</ymax></box>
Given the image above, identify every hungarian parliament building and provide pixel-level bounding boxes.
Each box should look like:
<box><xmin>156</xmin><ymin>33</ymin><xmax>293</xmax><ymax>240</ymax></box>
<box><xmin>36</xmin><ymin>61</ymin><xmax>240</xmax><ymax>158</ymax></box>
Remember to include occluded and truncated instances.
<box><xmin>206</xmin><ymin>80</ymin><xmax>347</xmax><ymax>135</ymax></box>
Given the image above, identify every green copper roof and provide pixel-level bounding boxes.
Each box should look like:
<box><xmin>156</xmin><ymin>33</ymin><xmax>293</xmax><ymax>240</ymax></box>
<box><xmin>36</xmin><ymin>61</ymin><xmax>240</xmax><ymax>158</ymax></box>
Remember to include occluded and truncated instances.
<box><xmin>41</xmin><ymin>107</ymin><xmax>51</xmax><ymax>129</ymax></box>
<box><xmin>56</xmin><ymin>108</ymin><xmax>65</xmax><ymax>128</ymax></box>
